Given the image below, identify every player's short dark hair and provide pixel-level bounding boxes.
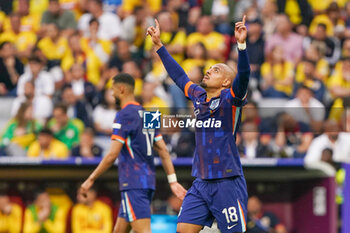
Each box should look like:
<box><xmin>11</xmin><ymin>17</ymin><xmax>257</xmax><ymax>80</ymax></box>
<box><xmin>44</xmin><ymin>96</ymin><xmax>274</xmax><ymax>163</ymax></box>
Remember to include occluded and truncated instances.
<box><xmin>54</xmin><ymin>103</ymin><xmax>68</xmax><ymax>113</ymax></box>
<box><xmin>113</xmin><ymin>73</ymin><xmax>135</xmax><ymax>90</ymax></box>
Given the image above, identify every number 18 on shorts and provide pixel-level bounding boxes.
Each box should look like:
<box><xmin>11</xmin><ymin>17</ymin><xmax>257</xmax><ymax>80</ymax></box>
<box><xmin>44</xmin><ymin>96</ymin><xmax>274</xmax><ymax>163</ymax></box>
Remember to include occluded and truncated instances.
<box><xmin>178</xmin><ymin>176</ymin><xmax>248</xmax><ymax>233</ymax></box>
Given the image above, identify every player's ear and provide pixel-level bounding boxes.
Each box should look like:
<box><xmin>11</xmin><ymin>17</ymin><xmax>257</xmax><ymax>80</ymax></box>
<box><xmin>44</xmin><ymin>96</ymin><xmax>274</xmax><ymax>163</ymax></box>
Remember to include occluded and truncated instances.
<box><xmin>222</xmin><ymin>78</ymin><xmax>231</xmax><ymax>88</ymax></box>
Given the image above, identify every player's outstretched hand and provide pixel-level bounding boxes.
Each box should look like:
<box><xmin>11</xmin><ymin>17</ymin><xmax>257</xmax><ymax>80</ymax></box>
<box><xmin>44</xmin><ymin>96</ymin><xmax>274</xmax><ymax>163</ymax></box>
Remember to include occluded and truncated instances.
<box><xmin>170</xmin><ymin>182</ymin><xmax>187</xmax><ymax>200</ymax></box>
<box><xmin>146</xmin><ymin>19</ymin><xmax>163</xmax><ymax>50</ymax></box>
<box><xmin>80</xmin><ymin>178</ymin><xmax>94</xmax><ymax>198</ymax></box>
<box><xmin>235</xmin><ymin>15</ymin><xmax>247</xmax><ymax>44</ymax></box>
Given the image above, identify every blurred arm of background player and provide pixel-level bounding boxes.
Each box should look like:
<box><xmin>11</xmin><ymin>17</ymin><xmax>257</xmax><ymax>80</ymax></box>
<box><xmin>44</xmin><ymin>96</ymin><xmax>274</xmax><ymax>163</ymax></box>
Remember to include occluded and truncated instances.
<box><xmin>154</xmin><ymin>138</ymin><xmax>187</xmax><ymax>200</ymax></box>
<box><xmin>80</xmin><ymin>137</ymin><xmax>187</xmax><ymax>200</ymax></box>
<box><xmin>80</xmin><ymin>140</ymin><xmax>123</xmax><ymax>196</ymax></box>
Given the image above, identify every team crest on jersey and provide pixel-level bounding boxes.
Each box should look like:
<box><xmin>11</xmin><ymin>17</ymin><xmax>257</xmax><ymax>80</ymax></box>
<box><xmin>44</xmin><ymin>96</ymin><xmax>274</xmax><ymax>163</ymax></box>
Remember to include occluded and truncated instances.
<box><xmin>209</xmin><ymin>98</ymin><xmax>220</xmax><ymax>110</ymax></box>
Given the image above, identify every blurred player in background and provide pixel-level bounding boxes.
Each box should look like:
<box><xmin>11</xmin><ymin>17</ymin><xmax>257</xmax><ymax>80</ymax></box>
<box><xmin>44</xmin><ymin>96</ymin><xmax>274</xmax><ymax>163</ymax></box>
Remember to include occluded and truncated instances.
<box><xmin>80</xmin><ymin>73</ymin><xmax>187</xmax><ymax>233</ymax></box>
<box><xmin>148</xmin><ymin>16</ymin><xmax>250</xmax><ymax>233</ymax></box>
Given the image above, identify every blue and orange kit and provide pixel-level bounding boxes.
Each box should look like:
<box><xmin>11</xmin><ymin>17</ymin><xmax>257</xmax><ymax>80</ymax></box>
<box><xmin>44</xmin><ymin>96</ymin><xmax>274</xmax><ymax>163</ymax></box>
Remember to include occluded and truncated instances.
<box><xmin>157</xmin><ymin>46</ymin><xmax>250</xmax><ymax>179</ymax></box>
<box><xmin>111</xmin><ymin>101</ymin><xmax>163</xmax><ymax>190</ymax></box>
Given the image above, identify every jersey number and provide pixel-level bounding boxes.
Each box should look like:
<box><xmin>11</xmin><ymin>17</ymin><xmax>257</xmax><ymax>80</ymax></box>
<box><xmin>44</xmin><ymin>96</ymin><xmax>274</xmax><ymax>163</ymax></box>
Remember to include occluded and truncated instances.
<box><xmin>222</xmin><ymin>207</ymin><xmax>238</xmax><ymax>224</ymax></box>
<box><xmin>142</xmin><ymin>130</ymin><xmax>155</xmax><ymax>156</ymax></box>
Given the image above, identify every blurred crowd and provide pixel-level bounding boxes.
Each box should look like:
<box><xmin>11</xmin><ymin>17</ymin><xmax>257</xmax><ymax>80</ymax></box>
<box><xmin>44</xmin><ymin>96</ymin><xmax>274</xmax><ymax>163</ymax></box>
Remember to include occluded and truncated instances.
<box><xmin>0</xmin><ymin>0</ymin><xmax>350</xmax><ymax>165</ymax></box>
<box><xmin>0</xmin><ymin>185</ymin><xmax>288</xmax><ymax>233</ymax></box>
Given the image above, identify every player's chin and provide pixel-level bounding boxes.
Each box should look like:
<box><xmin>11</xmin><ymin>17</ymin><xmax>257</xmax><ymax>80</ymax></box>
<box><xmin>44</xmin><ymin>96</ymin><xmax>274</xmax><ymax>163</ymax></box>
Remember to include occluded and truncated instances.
<box><xmin>199</xmin><ymin>81</ymin><xmax>207</xmax><ymax>88</ymax></box>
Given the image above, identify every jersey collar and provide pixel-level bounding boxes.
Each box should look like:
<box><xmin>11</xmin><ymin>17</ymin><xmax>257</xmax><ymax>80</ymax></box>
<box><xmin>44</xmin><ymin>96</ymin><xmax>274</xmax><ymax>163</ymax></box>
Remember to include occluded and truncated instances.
<box><xmin>122</xmin><ymin>101</ymin><xmax>140</xmax><ymax>109</ymax></box>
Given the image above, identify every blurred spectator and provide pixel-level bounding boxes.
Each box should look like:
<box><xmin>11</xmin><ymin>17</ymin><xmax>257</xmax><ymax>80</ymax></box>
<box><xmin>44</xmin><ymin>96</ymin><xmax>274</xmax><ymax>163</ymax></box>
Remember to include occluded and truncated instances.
<box><xmin>3</xmin><ymin>0</ymin><xmax>40</xmax><ymax>33</ymax></box>
<box><xmin>295</xmin><ymin>44</ymin><xmax>329</xmax><ymax>86</ymax></box>
<box><xmin>67</xmin><ymin>63</ymin><xmax>99</xmax><ymax>107</ymax></box>
<box><xmin>0</xmin><ymin>191</ymin><xmax>22</xmax><ymax>233</ymax></box>
<box><xmin>41</xmin><ymin>0</ymin><xmax>77</xmax><ymax>37</ymax></box>
<box><xmin>78</xmin><ymin>0</ymin><xmax>121</xmax><ymax>41</ymax></box>
<box><xmin>294</xmin><ymin>59</ymin><xmax>326</xmax><ymax>102</ymax></box>
<box><xmin>121</xmin><ymin>6</ymin><xmax>153</xmax><ymax>50</ymax></box>
<box><xmin>261</xmin><ymin>0</ymin><xmax>278</xmax><ymax>39</ymax></box>
<box><xmin>93</xmin><ymin>89</ymin><xmax>117</xmax><ymax>136</ymax></box>
<box><xmin>47</xmin><ymin>103</ymin><xmax>81</xmax><ymax>149</ymax></box>
<box><xmin>27</xmin><ymin>128</ymin><xmax>69</xmax><ymax>159</ymax></box>
<box><xmin>0</xmin><ymin>41</ymin><xmax>24</xmax><ymax>96</ymax></box>
<box><xmin>61</xmin><ymin>84</ymin><xmax>93</xmax><ymax>127</ymax></box>
<box><xmin>0</xmin><ymin>13</ymin><xmax>37</xmax><ymax>60</ymax></box>
<box><xmin>11</xmin><ymin>81</ymin><xmax>53</xmax><ymax>123</ymax></box>
<box><xmin>247</xmin><ymin>196</ymin><xmax>287</xmax><ymax>233</ymax></box>
<box><xmin>285</xmin><ymin>85</ymin><xmax>325</xmax><ymax>133</ymax></box>
<box><xmin>144</xmin><ymin>48</ymin><xmax>173</xmax><ymax>106</ymax></box>
<box><xmin>23</xmin><ymin>188</ymin><xmax>66</xmax><ymax>233</ymax></box>
<box><xmin>17</xmin><ymin>56</ymin><xmax>55</xmax><ymax>98</ymax></box>
<box><xmin>181</xmin><ymin>42</ymin><xmax>215</xmax><ymax>77</ymax></box>
<box><xmin>346</xmin><ymin>2</ymin><xmax>350</xmax><ymax>28</ymax></box>
<box><xmin>187</xmin><ymin>16</ymin><xmax>226</xmax><ymax>61</ymax></box>
<box><xmin>305</xmin><ymin>120</ymin><xmax>350</xmax><ymax>164</ymax></box>
<box><xmin>201</xmin><ymin>0</ymin><xmax>235</xmax><ymax>35</ymax></box>
<box><xmin>122</xmin><ymin>61</ymin><xmax>143</xmax><ymax>97</ymax></box>
<box><xmin>261</xmin><ymin>45</ymin><xmax>294</xmax><ymax>98</ymax></box>
<box><xmin>145</xmin><ymin>10</ymin><xmax>186</xmax><ymax>63</ymax></box>
<box><xmin>246</xmin><ymin>18</ymin><xmax>265</xmax><ymax>80</ymax></box>
<box><xmin>233</xmin><ymin>0</ymin><xmax>254</xmax><ymax>22</ymax></box>
<box><xmin>1</xmin><ymin>101</ymin><xmax>42</xmax><ymax>156</ymax></box>
<box><xmin>102</xmin><ymin>0</ymin><xmax>122</xmax><ymax>13</ymax></box>
<box><xmin>265</xmin><ymin>14</ymin><xmax>303</xmax><ymax>64</ymax></box>
<box><xmin>37</xmin><ymin>23</ymin><xmax>69</xmax><ymax>82</ymax></box>
<box><xmin>71</xmin><ymin>128</ymin><xmax>103</xmax><ymax>158</ymax></box>
<box><xmin>304</xmin><ymin>23</ymin><xmax>341</xmax><ymax>66</ymax></box>
<box><xmin>63</xmin><ymin>32</ymin><xmax>107</xmax><ymax>87</ymax></box>
<box><xmin>238</xmin><ymin>121</ymin><xmax>273</xmax><ymax>159</ymax></box>
<box><xmin>12</xmin><ymin>0</ymin><xmax>50</xmax><ymax>16</ymax></box>
<box><xmin>120</xmin><ymin>0</ymin><xmax>161</xmax><ymax>16</ymax></box>
<box><xmin>328</xmin><ymin>57</ymin><xmax>350</xmax><ymax>98</ymax></box>
<box><xmin>165</xmin><ymin>0</ymin><xmax>190</xmax><ymax>31</ymax></box>
<box><xmin>309</xmin><ymin>2</ymin><xmax>345</xmax><ymax>38</ymax></box>
<box><xmin>185</xmin><ymin>4</ymin><xmax>201</xmax><ymax>34</ymax></box>
<box><xmin>342</xmin><ymin>39</ymin><xmax>350</xmax><ymax>57</ymax></box>
<box><xmin>142</xmin><ymin>82</ymin><xmax>169</xmax><ymax>110</ymax></box>
<box><xmin>275</xmin><ymin>112</ymin><xmax>313</xmax><ymax>157</ymax></box>
<box><xmin>72</xmin><ymin>185</ymin><xmax>112</xmax><ymax>233</ymax></box>
<box><xmin>276</xmin><ymin>0</ymin><xmax>313</xmax><ymax>27</ymax></box>
<box><xmin>81</xmin><ymin>18</ymin><xmax>113</xmax><ymax>64</ymax></box>
<box><xmin>0</xmin><ymin>0</ymin><xmax>12</xmax><ymax>15</ymax></box>
<box><xmin>108</xmin><ymin>39</ymin><xmax>140</xmax><ymax>72</ymax></box>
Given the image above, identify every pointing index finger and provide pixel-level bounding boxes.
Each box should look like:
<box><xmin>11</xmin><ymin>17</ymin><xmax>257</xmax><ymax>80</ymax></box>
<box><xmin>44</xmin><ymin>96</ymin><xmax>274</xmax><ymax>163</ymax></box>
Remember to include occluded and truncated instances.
<box><xmin>242</xmin><ymin>15</ymin><xmax>246</xmax><ymax>25</ymax></box>
<box><xmin>155</xmin><ymin>19</ymin><xmax>160</xmax><ymax>30</ymax></box>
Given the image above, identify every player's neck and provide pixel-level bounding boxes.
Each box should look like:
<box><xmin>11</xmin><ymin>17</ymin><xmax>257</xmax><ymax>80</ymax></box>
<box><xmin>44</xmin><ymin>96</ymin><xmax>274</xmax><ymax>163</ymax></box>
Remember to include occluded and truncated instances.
<box><xmin>120</xmin><ymin>96</ymin><xmax>136</xmax><ymax>109</ymax></box>
<box><xmin>205</xmin><ymin>88</ymin><xmax>223</xmax><ymax>100</ymax></box>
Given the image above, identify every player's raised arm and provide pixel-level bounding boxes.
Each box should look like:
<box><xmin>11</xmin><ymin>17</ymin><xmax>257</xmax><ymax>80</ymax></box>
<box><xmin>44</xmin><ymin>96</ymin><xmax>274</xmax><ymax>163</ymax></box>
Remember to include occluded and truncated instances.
<box><xmin>231</xmin><ymin>15</ymin><xmax>250</xmax><ymax>100</ymax></box>
<box><xmin>154</xmin><ymin>138</ymin><xmax>187</xmax><ymax>200</ymax></box>
<box><xmin>147</xmin><ymin>19</ymin><xmax>191</xmax><ymax>94</ymax></box>
<box><xmin>80</xmin><ymin>140</ymin><xmax>123</xmax><ymax>196</ymax></box>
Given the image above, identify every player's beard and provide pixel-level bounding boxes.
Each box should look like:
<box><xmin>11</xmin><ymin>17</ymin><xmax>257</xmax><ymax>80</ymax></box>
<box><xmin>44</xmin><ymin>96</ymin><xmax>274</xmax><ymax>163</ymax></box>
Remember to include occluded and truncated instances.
<box><xmin>199</xmin><ymin>81</ymin><xmax>207</xmax><ymax>88</ymax></box>
<box><xmin>115</xmin><ymin>97</ymin><xmax>121</xmax><ymax>110</ymax></box>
